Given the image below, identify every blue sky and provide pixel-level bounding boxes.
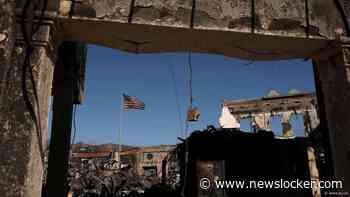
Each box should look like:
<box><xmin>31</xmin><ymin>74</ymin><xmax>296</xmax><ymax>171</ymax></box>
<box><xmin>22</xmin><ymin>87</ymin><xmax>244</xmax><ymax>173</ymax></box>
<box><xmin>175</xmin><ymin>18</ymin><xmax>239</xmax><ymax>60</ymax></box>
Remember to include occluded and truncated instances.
<box><xmin>70</xmin><ymin>44</ymin><xmax>316</xmax><ymax>146</ymax></box>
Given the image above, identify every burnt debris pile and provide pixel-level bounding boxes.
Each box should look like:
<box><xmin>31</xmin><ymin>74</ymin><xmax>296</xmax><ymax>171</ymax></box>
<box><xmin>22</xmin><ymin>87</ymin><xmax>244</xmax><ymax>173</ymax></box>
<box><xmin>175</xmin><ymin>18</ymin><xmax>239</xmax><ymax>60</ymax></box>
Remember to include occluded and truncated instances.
<box><xmin>68</xmin><ymin>160</ymin><xmax>179</xmax><ymax>197</ymax></box>
<box><xmin>178</xmin><ymin>126</ymin><xmax>315</xmax><ymax>197</ymax></box>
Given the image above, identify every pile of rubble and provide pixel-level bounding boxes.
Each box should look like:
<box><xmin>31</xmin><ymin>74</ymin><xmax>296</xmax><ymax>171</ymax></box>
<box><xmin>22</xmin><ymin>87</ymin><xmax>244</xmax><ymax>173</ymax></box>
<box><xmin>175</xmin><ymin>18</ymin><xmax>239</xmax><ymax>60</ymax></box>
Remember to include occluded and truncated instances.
<box><xmin>68</xmin><ymin>160</ymin><xmax>179</xmax><ymax>197</ymax></box>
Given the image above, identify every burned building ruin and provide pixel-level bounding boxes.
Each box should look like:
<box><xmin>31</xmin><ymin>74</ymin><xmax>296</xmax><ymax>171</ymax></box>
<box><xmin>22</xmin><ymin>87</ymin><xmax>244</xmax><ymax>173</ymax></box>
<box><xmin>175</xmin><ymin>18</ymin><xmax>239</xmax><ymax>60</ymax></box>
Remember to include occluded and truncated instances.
<box><xmin>178</xmin><ymin>92</ymin><xmax>332</xmax><ymax>197</ymax></box>
<box><xmin>67</xmin><ymin>144</ymin><xmax>177</xmax><ymax>196</ymax></box>
<box><xmin>1</xmin><ymin>0</ymin><xmax>350</xmax><ymax>196</ymax></box>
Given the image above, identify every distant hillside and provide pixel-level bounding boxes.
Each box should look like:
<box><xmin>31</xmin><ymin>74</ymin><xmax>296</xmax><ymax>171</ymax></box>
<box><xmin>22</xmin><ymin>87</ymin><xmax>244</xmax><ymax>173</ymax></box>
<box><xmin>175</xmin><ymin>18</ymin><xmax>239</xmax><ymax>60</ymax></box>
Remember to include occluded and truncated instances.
<box><xmin>72</xmin><ymin>143</ymin><xmax>137</xmax><ymax>153</ymax></box>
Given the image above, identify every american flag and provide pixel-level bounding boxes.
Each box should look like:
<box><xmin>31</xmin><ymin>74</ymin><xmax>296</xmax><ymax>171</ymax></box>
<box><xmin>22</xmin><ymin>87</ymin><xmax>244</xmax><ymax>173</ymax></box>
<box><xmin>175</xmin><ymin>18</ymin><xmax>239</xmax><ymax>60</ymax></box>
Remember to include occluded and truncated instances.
<box><xmin>123</xmin><ymin>94</ymin><xmax>145</xmax><ymax>110</ymax></box>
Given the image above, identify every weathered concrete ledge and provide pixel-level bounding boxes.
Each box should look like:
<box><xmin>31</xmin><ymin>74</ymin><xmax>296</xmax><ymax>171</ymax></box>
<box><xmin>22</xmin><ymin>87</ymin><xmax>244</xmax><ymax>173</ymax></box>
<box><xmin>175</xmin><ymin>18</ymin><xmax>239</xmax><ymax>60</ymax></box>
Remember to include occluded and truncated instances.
<box><xmin>59</xmin><ymin>17</ymin><xmax>332</xmax><ymax>60</ymax></box>
<box><xmin>57</xmin><ymin>0</ymin><xmax>349</xmax><ymax>60</ymax></box>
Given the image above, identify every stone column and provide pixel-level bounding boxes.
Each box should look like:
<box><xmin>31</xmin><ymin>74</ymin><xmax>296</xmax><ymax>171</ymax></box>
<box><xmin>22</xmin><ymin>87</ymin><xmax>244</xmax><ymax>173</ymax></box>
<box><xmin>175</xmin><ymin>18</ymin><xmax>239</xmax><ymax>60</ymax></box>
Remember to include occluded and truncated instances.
<box><xmin>314</xmin><ymin>41</ymin><xmax>350</xmax><ymax>192</ymax></box>
<box><xmin>0</xmin><ymin>36</ymin><xmax>55</xmax><ymax>197</ymax></box>
<box><xmin>281</xmin><ymin>111</ymin><xmax>295</xmax><ymax>138</ymax></box>
<box><xmin>307</xmin><ymin>147</ymin><xmax>321</xmax><ymax>197</ymax></box>
<box><xmin>303</xmin><ymin>106</ymin><xmax>320</xmax><ymax>136</ymax></box>
<box><xmin>252</xmin><ymin>113</ymin><xmax>272</xmax><ymax>132</ymax></box>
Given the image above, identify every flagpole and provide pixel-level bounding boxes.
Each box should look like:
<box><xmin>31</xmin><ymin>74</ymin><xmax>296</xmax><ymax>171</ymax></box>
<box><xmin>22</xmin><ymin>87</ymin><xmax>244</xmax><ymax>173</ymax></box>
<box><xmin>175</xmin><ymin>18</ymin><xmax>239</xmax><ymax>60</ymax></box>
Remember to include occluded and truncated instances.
<box><xmin>118</xmin><ymin>92</ymin><xmax>123</xmax><ymax>168</ymax></box>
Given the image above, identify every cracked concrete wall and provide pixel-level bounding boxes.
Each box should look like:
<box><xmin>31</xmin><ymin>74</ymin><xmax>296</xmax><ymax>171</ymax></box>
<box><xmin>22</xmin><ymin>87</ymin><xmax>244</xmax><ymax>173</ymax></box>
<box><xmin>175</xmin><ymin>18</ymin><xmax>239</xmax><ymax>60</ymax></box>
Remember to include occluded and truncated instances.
<box><xmin>133</xmin><ymin>0</ymin><xmax>192</xmax><ymax>27</ymax></box>
<box><xmin>65</xmin><ymin>0</ymin><xmax>347</xmax><ymax>37</ymax></box>
<box><xmin>0</xmin><ymin>1</ymin><xmax>58</xmax><ymax>196</ymax></box>
<box><xmin>0</xmin><ymin>43</ymin><xmax>55</xmax><ymax>197</ymax></box>
<box><xmin>194</xmin><ymin>0</ymin><xmax>251</xmax><ymax>32</ymax></box>
<box><xmin>0</xmin><ymin>2</ymin><xmax>21</xmax><ymax>196</ymax></box>
<box><xmin>15</xmin><ymin>0</ymin><xmax>60</xmax><ymax>16</ymax></box>
<box><xmin>255</xmin><ymin>0</ymin><xmax>306</xmax><ymax>37</ymax></box>
<box><xmin>308</xmin><ymin>0</ymin><xmax>346</xmax><ymax>39</ymax></box>
<box><xmin>0</xmin><ymin>0</ymin><xmax>16</xmax><ymax>108</ymax></box>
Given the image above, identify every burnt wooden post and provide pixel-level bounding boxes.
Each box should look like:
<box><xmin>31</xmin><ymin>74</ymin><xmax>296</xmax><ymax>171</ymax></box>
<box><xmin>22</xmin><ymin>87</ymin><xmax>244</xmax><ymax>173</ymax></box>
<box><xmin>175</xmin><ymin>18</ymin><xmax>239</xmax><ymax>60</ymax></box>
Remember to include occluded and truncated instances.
<box><xmin>313</xmin><ymin>40</ymin><xmax>350</xmax><ymax>192</ymax></box>
<box><xmin>46</xmin><ymin>42</ymin><xmax>86</xmax><ymax>197</ymax></box>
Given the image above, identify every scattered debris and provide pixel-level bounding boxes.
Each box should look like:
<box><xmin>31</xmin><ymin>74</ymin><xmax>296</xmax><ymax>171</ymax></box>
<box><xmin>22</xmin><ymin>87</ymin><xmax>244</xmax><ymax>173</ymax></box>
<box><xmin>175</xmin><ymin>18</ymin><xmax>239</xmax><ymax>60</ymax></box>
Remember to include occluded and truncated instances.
<box><xmin>178</xmin><ymin>126</ymin><xmax>316</xmax><ymax>197</ymax></box>
<box><xmin>66</xmin><ymin>144</ymin><xmax>179</xmax><ymax>197</ymax></box>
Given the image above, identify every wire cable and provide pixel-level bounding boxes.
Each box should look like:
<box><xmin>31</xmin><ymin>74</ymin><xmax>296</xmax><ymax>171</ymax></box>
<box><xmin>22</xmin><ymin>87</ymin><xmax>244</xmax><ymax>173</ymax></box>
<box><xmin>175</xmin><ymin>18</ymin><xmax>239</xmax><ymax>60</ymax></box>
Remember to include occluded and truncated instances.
<box><xmin>168</xmin><ymin>60</ymin><xmax>184</xmax><ymax>138</ymax></box>
<box><xmin>71</xmin><ymin>105</ymin><xmax>78</xmax><ymax>146</ymax></box>
<box><xmin>184</xmin><ymin>52</ymin><xmax>193</xmax><ymax>138</ymax></box>
<box><xmin>181</xmin><ymin>51</ymin><xmax>193</xmax><ymax>197</ymax></box>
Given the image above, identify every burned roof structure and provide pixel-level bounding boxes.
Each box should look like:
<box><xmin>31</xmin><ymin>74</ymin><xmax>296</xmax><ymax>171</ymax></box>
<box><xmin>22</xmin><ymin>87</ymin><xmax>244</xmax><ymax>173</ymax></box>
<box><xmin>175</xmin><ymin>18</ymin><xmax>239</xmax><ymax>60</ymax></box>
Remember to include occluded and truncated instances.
<box><xmin>224</xmin><ymin>92</ymin><xmax>317</xmax><ymax>116</ymax></box>
<box><xmin>221</xmin><ymin>92</ymin><xmax>319</xmax><ymax>136</ymax></box>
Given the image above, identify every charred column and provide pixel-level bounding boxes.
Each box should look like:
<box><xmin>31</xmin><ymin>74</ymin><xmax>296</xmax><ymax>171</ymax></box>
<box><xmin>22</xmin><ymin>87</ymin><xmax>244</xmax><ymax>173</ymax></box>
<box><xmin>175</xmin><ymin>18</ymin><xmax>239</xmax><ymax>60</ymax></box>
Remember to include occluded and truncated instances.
<box><xmin>46</xmin><ymin>42</ymin><xmax>86</xmax><ymax>197</ymax></box>
<box><xmin>313</xmin><ymin>41</ymin><xmax>350</xmax><ymax>192</ymax></box>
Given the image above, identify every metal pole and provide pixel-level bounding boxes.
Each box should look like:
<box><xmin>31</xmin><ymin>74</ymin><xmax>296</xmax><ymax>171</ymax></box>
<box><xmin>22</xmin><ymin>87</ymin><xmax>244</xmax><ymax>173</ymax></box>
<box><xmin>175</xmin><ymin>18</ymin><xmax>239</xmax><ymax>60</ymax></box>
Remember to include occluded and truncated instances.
<box><xmin>118</xmin><ymin>93</ymin><xmax>123</xmax><ymax>168</ymax></box>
